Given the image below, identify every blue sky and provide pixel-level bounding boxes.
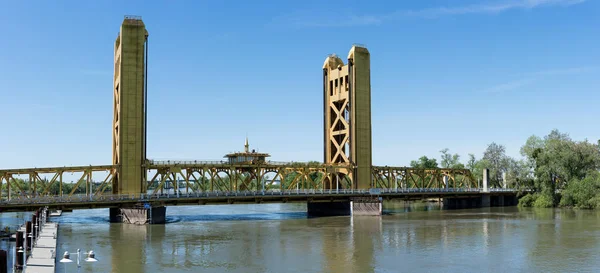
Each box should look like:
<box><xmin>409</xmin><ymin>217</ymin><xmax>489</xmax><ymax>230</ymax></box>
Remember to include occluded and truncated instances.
<box><xmin>0</xmin><ymin>0</ymin><xmax>598</xmax><ymax>169</ymax></box>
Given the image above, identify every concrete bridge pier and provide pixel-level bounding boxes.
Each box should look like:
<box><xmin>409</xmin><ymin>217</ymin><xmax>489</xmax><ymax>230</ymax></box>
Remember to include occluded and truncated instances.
<box><xmin>110</xmin><ymin>205</ymin><xmax>166</xmax><ymax>224</ymax></box>
<box><xmin>490</xmin><ymin>195</ymin><xmax>518</xmax><ymax>206</ymax></box>
<box><xmin>442</xmin><ymin>194</ymin><xmax>518</xmax><ymax>210</ymax></box>
<box><xmin>442</xmin><ymin>196</ymin><xmax>483</xmax><ymax>210</ymax></box>
<box><xmin>307</xmin><ymin>197</ymin><xmax>382</xmax><ymax>217</ymax></box>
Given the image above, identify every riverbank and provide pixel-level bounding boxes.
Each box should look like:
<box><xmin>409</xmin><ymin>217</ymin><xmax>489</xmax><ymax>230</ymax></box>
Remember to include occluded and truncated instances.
<box><xmin>519</xmin><ymin>188</ymin><xmax>600</xmax><ymax>209</ymax></box>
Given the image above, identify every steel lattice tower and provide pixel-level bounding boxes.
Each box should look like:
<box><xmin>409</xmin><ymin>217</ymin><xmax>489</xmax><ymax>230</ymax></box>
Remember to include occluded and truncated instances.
<box><xmin>323</xmin><ymin>45</ymin><xmax>372</xmax><ymax>189</ymax></box>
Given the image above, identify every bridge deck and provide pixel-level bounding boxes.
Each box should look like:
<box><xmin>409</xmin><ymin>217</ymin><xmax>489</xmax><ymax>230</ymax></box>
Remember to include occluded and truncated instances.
<box><xmin>0</xmin><ymin>188</ymin><xmax>516</xmax><ymax>212</ymax></box>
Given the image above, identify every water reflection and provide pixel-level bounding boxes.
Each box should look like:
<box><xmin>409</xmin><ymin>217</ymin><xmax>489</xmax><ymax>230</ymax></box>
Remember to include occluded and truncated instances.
<box><xmin>42</xmin><ymin>203</ymin><xmax>600</xmax><ymax>273</ymax></box>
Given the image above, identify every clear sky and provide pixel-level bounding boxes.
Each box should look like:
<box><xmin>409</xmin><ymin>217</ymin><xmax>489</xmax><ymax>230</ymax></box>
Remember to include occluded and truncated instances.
<box><xmin>0</xmin><ymin>0</ymin><xmax>598</xmax><ymax>169</ymax></box>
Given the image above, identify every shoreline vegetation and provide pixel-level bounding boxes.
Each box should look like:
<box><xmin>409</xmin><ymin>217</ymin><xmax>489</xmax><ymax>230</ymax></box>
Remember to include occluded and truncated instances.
<box><xmin>414</xmin><ymin>129</ymin><xmax>600</xmax><ymax>209</ymax></box>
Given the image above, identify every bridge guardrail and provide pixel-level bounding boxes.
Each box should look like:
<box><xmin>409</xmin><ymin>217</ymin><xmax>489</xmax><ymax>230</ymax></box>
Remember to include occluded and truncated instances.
<box><xmin>147</xmin><ymin>160</ymin><xmax>315</xmax><ymax>166</ymax></box>
<box><xmin>0</xmin><ymin>188</ymin><xmax>518</xmax><ymax>206</ymax></box>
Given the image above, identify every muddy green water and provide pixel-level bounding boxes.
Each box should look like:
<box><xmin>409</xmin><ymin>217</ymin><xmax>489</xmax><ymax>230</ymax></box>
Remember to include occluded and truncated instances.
<box><xmin>2</xmin><ymin>202</ymin><xmax>600</xmax><ymax>272</ymax></box>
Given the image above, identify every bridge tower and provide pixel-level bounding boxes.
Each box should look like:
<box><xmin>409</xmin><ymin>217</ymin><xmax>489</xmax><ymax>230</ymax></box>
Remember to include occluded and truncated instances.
<box><xmin>323</xmin><ymin>45</ymin><xmax>372</xmax><ymax>189</ymax></box>
<box><xmin>112</xmin><ymin>16</ymin><xmax>148</xmax><ymax>195</ymax></box>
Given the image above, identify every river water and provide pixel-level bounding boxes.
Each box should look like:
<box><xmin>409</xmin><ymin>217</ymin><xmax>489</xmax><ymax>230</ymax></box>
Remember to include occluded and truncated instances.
<box><xmin>2</xmin><ymin>202</ymin><xmax>600</xmax><ymax>272</ymax></box>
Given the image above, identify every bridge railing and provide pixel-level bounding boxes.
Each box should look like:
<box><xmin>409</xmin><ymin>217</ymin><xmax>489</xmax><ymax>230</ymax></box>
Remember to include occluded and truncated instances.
<box><xmin>147</xmin><ymin>160</ymin><xmax>316</xmax><ymax>166</ymax></box>
<box><xmin>487</xmin><ymin>188</ymin><xmax>517</xmax><ymax>192</ymax></box>
<box><xmin>0</xmin><ymin>188</ymin><xmax>519</xmax><ymax>206</ymax></box>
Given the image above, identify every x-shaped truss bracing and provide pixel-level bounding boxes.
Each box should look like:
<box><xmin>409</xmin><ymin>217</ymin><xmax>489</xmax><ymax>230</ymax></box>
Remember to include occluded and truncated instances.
<box><xmin>371</xmin><ymin>167</ymin><xmax>478</xmax><ymax>189</ymax></box>
<box><xmin>0</xmin><ymin>165</ymin><xmax>117</xmax><ymax>200</ymax></box>
<box><xmin>145</xmin><ymin>164</ymin><xmax>355</xmax><ymax>194</ymax></box>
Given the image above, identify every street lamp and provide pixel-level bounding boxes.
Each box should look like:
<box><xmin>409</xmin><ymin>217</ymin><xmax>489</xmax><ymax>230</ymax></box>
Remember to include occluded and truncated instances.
<box><xmin>59</xmin><ymin>249</ymin><xmax>98</xmax><ymax>273</ymax></box>
<box><xmin>85</xmin><ymin>251</ymin><xmax>98</xmax><ymax>262</ymax></box>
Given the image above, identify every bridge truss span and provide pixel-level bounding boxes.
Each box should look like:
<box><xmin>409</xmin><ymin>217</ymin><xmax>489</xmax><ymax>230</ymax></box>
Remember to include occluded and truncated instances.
<box><xmin>0</xmin><ymin>163</ymin><xmax>480</xmax><ymax>203</ymax></box>
<box><xmin>0</xmin><ymin>165</ymin><xmax>118</xmax><ymax>199</ymax></box>
<box><xmin>371</xmin><ymin>166</ymin><xmax>478</xmax><ymax>189</ymax></box>
<box><xmin>146</xmin><ymin>162</ymin><xmax>354</xmax><ymax>194</ymax></box>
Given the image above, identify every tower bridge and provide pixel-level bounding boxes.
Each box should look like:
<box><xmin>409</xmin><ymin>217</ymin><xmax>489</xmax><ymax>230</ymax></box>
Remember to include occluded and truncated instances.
<box><xmin>0</xmin><ymin>16</ymin><xmax>517</xmax><ymax>224</ymax></box>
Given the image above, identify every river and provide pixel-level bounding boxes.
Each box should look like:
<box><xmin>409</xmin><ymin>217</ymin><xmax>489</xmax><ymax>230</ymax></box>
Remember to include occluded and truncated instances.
<box><xmin>2</xmin><ymin>202</ymin><xmax>600</xmax><ymax>272</ymax></box>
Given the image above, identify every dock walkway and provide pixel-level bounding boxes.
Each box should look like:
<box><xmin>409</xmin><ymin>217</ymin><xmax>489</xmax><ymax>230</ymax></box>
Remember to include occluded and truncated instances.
<box><xmin>25</xmin><ymin>222</ymin><xmax>58</xmax><ymax>272</ymax></box>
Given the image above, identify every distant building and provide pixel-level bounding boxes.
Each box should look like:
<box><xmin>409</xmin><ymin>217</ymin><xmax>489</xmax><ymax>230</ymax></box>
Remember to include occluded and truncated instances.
<box><xmin>224</xmin><ymin>137</ymin><xmax>270</xmax><ymax>164</ymax></box>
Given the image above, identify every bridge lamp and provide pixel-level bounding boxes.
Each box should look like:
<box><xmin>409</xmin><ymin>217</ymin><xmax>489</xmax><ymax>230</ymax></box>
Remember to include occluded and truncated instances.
<box><xmin>59</xmin><ymin>249</ymin><xmax>98</xmax><ymax>273</ymax></box>
<box><xmin>85</xmin><ymin>250</ymin><xmax>98</xmax><ymax>262</ymax></box>
<box><xmin>59</xmin><ymin>251</ymin><xmax>73</xmax><ymax>263</ymax></box>
<box><xmin>59</xmin><ymin>251</ymin><xmax>73</xmax><ymax>273</ymax></box>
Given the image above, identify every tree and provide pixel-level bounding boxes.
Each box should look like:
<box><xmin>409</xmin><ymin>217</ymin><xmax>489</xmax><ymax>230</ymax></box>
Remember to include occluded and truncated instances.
<box><xmin>504</xmin><ymin>158</ymin><xmax>532</xmax><ymax>190</ymax></box>
<box><xmin>520</xmin><ymin>129</ymin><xmax>600</xmax><ymax>205</ymax></box>
<box><xmin>482</xmin><ymin>142</ymin><xmax>510</xmax><ymax>186</ymax></box>
<box><xmin>467</xmin><ymin>154</ymin><xmax>477</xmax><ymax>172</ymax></box>
<box><xmin>440</xmin><ymin>148</ymin><xmax>465</xmax><ymax>169</ymax></box>
<box><xmin>410</xmin><ymin>156</ymin><xmax>438</xmax><ymax>169</ymax></box>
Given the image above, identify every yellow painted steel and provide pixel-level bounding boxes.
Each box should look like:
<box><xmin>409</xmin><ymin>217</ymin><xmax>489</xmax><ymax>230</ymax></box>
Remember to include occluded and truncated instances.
<box><xmin>0</xmin><ymin>164</ymin><xmax>478</xmax><ymax>201</ymax></box>
<box><xmin>112</xmin><ymin>16</ymin><xmax>148</xmax><ymax>194</ymax></box>
<box><xmin>348</xmin><ymin>46</ymin><xmax>372</xmax><ymax>189</ymax></box>
<box><xmin>0</xmin><ymin>18</ymin><xmax>481</xmax><ymax>206</ymax></box>
<box><xmin>323</xmin><ymin>45</ymin><xmax>372</xmax><ymax>189</ymax></box>
<box><xmin>371</xmin><ymin>167</ymin><xmax>478</xmax><ymax>189</ymax></box>
<box><xmin>0</xmin><ymin>165</ymin><xmax>117</xmax><ymax>199</ymax></box>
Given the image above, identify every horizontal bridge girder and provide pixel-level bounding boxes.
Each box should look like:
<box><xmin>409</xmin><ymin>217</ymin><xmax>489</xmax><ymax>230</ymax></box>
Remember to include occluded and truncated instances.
<box><xmin>0</xmin><ymin>189</ymin><xmax>517</xmax><ymax>212</ymax></box>
<box><xmin>0</xmin><ymin>165</ymin><xmax>117</xmax><ymax>174</ymax></box>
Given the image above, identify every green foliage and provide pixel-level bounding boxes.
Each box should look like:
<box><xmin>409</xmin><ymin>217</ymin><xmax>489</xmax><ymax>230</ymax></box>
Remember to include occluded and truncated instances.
<box><xmin>559</xmin><ymin>172</ymin><xmax>600</xmax><ymax>209</ymax></box>
<box><xmin>505</xmin><ymin>158</ymin><xmax>533</xmax><ymax>190</ymax></box>
<box><xmin>410</xmin><ymin>156</ymin><xmax>438</xmax><ymax>169</ymax></box>
<box><xmin>518</xmin><ymin>193</ymin><xmax>538</xmax><ymax>207</ymax></box>
<box><xmin>533</xmin><ymin>193</ymin><xmax>554</xmax><ymax>208</ymax></box>
<box><xmin>467</xmin><ymin>154</ymin><xmax>477</xmax><ymax>173</ymax></box>
<box><xmin>521</xmin><ymin>129</ymin><xmax>600</xmax><ymax>201</ymax></box>
<box><xmin>440</xmin><ymin>148</ymin><xmax>464</xmax><ymax>169</ymax></box>
<box><xmin>482</xmin><ymin>142</ymin><xmax>510</xmax><ymax>186</ymax></box>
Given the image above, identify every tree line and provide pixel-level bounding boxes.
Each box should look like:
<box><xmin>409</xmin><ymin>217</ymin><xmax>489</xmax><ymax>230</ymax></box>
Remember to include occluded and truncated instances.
<box><xmin>410</xmin><ymin>129</ymin><xmax>600</xmax><ymax>209</ymax></box>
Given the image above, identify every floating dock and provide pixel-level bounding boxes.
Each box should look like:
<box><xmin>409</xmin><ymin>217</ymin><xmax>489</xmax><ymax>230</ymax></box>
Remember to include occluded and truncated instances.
<box><xmin>25</xmin><ymin>223</ymin><xmax>58</xmax><ymax>272</ymax></box>
<box><xmin>49</xmin><ymin>210</ymin><xmax>62</xmax><ymax>217</ymax></box>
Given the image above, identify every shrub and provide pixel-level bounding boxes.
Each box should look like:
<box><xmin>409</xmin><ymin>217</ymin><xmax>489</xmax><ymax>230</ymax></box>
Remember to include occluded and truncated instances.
<box><xmin>518</xmin><ymin>193</ymin><xmax>538</xmax><ymax>207</ymax></box>
<box><xmin>560</xmin><ymin>172</ymin><xmax>600</xmax><ymax>209</ymax></box>
<box><xmin>534</xmin><ymin>194</ymin><xmax>554</xmax><ymax>208</ymax></box>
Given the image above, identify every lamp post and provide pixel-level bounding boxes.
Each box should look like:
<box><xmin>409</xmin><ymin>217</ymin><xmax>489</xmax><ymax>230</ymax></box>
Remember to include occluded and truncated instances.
<box><xmin>59</xmin><ymin>249</ymin><xmax>97</xmax><ymax>273</ymax></box>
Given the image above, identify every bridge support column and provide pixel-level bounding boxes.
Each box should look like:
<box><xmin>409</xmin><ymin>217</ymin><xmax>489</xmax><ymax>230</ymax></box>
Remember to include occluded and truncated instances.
<box><xmin>443</xmin><ymin>194</ymin><xmax>518</xmax><ymax>210</ymax></box>
<box><xmin>307</xmin><ymin>197</ymin><xmax>382</xmax><ymax>217</ymax></box>
<box><xmin>482</xmin><ymin>194</ymin><xmax>491</xmax><ymax>207</ymax></box>
<box><xmin>503</xmin><ymin>195</ymin><xmax>518</xmax><ymax>206</ymax></box>
<box><xmin>351</xmin><ymin>197</ymin><xmax>382</xmax><ymax>216</ymax></box>
<box><xmin>307</xmin><ymin>201</ymin><xmax>351</xmax><ymax>217</ymax></box>
<box><xmin>110</xmin><ymin>205</ymin><xmax>166</xmax><ymax>224</ymax></box>
<box><xmin>443</xmin><ymin>196</ymin><xmax>483</xmax><ymax>210</ymax></box>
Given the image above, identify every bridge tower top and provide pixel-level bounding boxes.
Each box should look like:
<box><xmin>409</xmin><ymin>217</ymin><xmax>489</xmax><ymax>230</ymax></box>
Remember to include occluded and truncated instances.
<box><xmin>323</xmin><ymin>45</ymin><xmax>372</xmax><ymax>189</ymax></box>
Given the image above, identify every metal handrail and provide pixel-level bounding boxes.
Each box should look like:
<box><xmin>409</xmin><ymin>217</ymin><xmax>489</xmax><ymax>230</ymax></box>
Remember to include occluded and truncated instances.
<box><xmin>147</xmin><ymin>160</ymin><xmax>319</xmax><ymax>167</ymax></box>
<box><xmin>0</xmin><ymin>188</ymin><xmax>517</xmax><ymax>205</ymax></box>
